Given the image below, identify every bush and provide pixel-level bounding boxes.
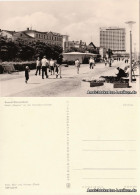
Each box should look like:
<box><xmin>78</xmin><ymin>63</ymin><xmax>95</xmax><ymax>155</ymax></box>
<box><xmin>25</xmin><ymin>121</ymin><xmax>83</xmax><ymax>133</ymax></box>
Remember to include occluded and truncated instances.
<box><xmin>0</xmin><ymin>65</ymin><xmax>4</xmax><ymax>74</ymax></box>
<box><xmin>0</xmin><ymin>37</ymin><xmax>63</xmax><ymax>62</ymax></box>
<box><xmin>13</xmin><ymin>62</ymin><xmax>36</xmax><ymax>71</ymax></box>
<box><xmin>0</xmin><ymin>61</ymin><xmax>36</xmax><ymax>73</ymax></box>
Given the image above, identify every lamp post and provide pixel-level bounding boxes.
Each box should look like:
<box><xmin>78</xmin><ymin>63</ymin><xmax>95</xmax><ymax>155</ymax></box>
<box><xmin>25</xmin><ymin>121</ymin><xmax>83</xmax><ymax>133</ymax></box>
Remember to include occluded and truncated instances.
<box><xmin>134</xmin><ymin>43</ymin><xmax>137</xmax><ymax>61</ymax></box>
<box><xmin>125</xmin><ymin>21</ymin><xmax>136</xmax><ymax>83</ymax></box>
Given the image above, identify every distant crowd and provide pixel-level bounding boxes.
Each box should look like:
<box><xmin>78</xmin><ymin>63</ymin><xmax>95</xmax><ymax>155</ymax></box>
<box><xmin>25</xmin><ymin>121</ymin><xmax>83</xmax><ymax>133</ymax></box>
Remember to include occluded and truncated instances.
<box><xmin>24</xmin><ymin>55</ymin><xmax>136</xmax><ymax>84</ymax></box>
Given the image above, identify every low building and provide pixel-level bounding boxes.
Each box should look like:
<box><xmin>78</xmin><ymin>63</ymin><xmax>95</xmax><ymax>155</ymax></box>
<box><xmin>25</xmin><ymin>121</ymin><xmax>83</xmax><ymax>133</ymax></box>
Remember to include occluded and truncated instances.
<box><xmin>24</xmin><ymin>28</ymin><xmax>63</xmax><ymax>46</ymax></box>
<box><xmin>112</xmin><ymin>52</ymin><xmax>129</xmax><ymax>59</ymax></box>
<box><xmin>0</xmin><ymin>28</ymin><xmax>63</xmax><ymax>47</ymax></box>
<box><xmin>87</xmin><ymin>42</ymin><xmax>99</xmax><ymax>54</ymax></box>
<box><xmin>63</xmin><ymin>52</ymin><xmax>97</xmax><ymax>64</ymax></box>
<box><xmin>0</xmin><ymin>30</ymin><xmax>15</xmax><ymax>41</ymax></box>
<box><xmin>13</xmin><ymin>32</ymin><xmax>35</xmax><ymax>42</ymax></box>
<box><xmin>64</xmin><ymin>40</ymin><xmax>87</xmax><ymax>52</ymax></box>
<box><xmin>87</xmin><ymin>42</ymin><xmax>97</xmax><ymax>50</ymax></box>
<box><xmin>0</xmin><ymin>29</ymin><xmax>35</xmax><ymax>43</ymax></box>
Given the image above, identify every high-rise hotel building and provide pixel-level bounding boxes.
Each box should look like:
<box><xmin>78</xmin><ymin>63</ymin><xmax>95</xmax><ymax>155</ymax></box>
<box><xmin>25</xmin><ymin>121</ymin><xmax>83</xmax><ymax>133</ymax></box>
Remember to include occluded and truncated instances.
<box><xmin>100</xmin><ymin>27</ymin><xmax>126</xmax><ymax>52</ymax></box>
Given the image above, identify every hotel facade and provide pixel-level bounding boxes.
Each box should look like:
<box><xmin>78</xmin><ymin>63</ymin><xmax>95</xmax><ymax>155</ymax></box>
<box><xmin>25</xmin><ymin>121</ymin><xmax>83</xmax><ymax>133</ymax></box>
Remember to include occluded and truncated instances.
<box><xmin>100</xmin><ymin>27</ymin><xmax>126</xmax><ymax>53</ymax></box>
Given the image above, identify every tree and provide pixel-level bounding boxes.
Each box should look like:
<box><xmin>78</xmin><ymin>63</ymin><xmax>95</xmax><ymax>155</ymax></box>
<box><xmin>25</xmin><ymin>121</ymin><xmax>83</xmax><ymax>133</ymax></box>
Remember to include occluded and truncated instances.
<box><xmin>0</xmin><ymin>37</ymin><xmax>63</xmax><ymax>62</ymax></box>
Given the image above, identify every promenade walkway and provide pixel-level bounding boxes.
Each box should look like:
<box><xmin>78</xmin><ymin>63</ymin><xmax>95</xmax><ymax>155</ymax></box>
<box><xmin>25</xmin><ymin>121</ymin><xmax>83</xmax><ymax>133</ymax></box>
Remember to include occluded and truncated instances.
<box><xmin>0</xmin><ymin>61</ymin><xmax>139</xmax><ymax>97</ymax></box>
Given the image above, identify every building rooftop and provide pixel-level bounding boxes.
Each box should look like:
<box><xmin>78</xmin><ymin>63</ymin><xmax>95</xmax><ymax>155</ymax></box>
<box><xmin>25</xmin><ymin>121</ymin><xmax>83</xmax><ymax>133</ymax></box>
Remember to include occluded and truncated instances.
<box><xmin>23</xmin><ymin>28</ymin><xmax>62</xmax><ymax>36</ymax></box>
<box><xmin>100</xmin><ymin>27</ymin><xmax>125</xmax><ymax>30</ymax></box>
<box><xmin>2</xmin><ymin>30</ymin><xmax>16</xmax><ymax>35</ymax></box>
<box><xmin>15</xmin><ymin>32</ymin><xmax>34</xmax><ymax>39</ymax></box>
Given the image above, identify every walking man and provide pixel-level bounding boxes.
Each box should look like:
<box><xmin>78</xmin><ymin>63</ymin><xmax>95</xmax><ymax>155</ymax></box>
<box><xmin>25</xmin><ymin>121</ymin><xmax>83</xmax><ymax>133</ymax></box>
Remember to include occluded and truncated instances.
<box><xmin>41</xmin><ymin>56</ymin><xmax>49</xmax><ymax>79</ymax></box>
<box><xmin>35</xmin><ymin>57</ymin><xmax>41</xmax><ymax>75</ymax></box>
<box><xmin>57</xmin><ymin>54</ymin><xmax>63</xmax><ymax>78</ymax></box>
<box><xmin>89</xmin><ymin>57</ymin><xmax>95</xmax><ymax>69</ymax></box>
<box><xmin>75</xmin><ymin>59</ymin><xmax>80</xmax><ymax>74</ymax></box>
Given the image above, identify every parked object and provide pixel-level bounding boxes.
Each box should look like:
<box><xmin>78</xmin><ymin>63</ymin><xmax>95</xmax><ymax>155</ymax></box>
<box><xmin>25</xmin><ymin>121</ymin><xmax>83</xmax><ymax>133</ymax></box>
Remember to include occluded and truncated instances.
<box><xmin>90</xmin><ymin>80</ymin><xmax>104</xmax><ymax>87</ymax></box>
<box><xmin>2</xmin><ymin>64</ymin><xmax>16</xmax><ymax>73</ymax></box>
<box><xmin>113</xmin><ymin>83</ymin><xmax>129</xmax><ymax>88</ymax></box>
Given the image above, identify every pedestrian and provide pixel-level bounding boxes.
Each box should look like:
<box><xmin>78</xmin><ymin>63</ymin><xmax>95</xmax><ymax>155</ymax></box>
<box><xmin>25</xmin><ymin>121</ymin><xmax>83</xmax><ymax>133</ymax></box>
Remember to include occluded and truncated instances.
<box><xmin>109</xmin><ymin>58</ymin><xmax>112</xmax><ymax>67</ymax></box>
<box><xmin>75</xmin><ymin>58</ymin><xmax>80</xmax><ymax>74</ymax></box>
<box><xmin>57</xmin><ymin>54</ymin><xmax>63</xmax><ymax>78</ymax></box>
<box><xmin>41</xmin><ymin>56</ymin><xmax>49</xmax><ymax>79</ymax></box>
<box><xmin>89</xmin><ymin>57</ymin><xmax>95</xmax><ymax>69</ymax></box>
<box><xmin>116</xmin><ymin>67</ymin><xmax>127</xmax><ymax>80</ymax></box>
<box><xmin>54</xmin><ymin>63</ymin><xmax>60</xmax><ymax>78</ymax></box>
<box><xmin>104</xmin><ymin>58</ymin><xmax>107</xmax><ymax>66</ymax></box>
<box><xmin>49</xmin><ymin>58</ymin><xmax>55</xmax><ymax>75</ymax></box>
<box><xmin>25</xmin><ymin>66</ymin><xmax>30</xmax><ymax>83</ymax></box>
<box><xmin>35</xmin><ymin>57</ymin><xmax>41</xmax><ymax>75</ymax></box>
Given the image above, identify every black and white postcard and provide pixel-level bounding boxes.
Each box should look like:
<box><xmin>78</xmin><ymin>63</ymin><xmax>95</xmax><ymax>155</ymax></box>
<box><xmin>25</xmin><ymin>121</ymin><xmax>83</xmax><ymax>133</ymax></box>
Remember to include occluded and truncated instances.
<box><xmin>0</xmin><ymin>0</ymin><xmax>140</xmax><ymax>195</ymax></box>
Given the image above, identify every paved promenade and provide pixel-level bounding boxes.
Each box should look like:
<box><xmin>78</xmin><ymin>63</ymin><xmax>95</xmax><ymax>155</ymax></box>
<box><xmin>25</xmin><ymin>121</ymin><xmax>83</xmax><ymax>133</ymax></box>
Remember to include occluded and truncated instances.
<box><xmin>0</xmin><ymin>61</ymin><xmax>139</xmax><ymax>97</ymax></box>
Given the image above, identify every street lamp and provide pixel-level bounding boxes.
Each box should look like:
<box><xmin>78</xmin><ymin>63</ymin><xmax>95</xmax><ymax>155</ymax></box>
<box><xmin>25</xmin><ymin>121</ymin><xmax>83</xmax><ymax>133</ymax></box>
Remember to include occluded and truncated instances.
<box><xmin>134</xmin><ymin>43</ymin><xmax>137</xmax><ymax>61</ymax></box>
<box><xmin>125</xmin><ymin>21</ymin><xmax>136</xmax><ymax>83</ymax></box>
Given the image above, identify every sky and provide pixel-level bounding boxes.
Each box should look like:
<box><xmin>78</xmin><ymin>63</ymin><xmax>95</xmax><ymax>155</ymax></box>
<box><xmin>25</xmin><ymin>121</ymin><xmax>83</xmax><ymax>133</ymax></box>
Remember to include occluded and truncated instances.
<box><xmin>0</xmin><ymin>0</ymin><xmax>139</xmax><ymax>52</ymax></box>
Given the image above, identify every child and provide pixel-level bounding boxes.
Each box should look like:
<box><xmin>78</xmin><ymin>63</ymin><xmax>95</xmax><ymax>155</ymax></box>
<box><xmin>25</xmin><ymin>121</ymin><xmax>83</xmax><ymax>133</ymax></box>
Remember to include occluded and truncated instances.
<box><xmin>25</xmin><ymin>66</ymin><xmax>30</xmax><ymax>83</ymax></box>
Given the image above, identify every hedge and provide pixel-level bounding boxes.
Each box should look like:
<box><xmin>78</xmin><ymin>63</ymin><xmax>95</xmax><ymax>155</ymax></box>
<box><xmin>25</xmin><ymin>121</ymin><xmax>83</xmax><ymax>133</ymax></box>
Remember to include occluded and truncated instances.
<box><xmin>0</xmin><ymin>61</ymin><xmax>36</xmax><ymax>74</ymax></box>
